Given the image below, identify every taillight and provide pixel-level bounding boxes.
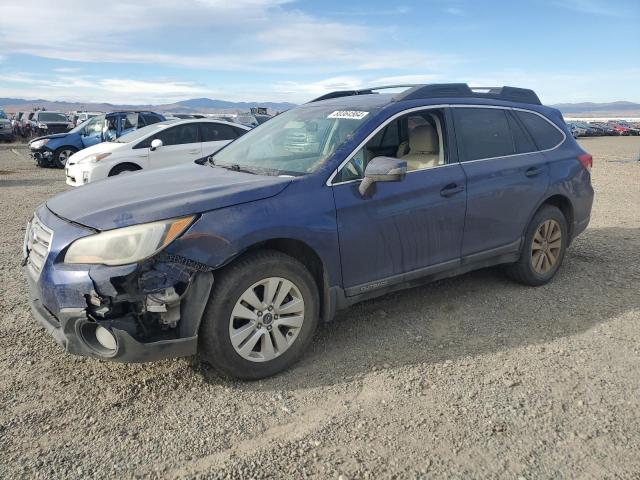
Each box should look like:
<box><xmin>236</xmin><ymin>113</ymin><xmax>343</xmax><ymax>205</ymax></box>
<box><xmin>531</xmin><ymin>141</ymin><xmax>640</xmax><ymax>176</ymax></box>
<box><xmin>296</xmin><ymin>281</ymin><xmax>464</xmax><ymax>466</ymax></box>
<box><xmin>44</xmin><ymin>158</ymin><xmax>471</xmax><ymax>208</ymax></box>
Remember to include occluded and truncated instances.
<box><xmin>578</xmin><ymin>153</ymin><xmax>592</xmax><ymax>172</ymax></box>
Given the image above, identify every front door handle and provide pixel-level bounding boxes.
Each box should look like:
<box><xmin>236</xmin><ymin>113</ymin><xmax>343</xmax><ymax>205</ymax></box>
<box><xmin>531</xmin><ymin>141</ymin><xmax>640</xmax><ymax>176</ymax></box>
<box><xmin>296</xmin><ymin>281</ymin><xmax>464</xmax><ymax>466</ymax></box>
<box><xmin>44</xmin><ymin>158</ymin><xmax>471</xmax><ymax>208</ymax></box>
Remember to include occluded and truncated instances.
<box><xmin>440</xmin><ymin>183</ymin><xmax>464</xmax><ymax>197</ymax></box>
<box><xmin>525</xmin><ymin>167</ymin><xmax>541</xmax><ymax>177</ymax></box>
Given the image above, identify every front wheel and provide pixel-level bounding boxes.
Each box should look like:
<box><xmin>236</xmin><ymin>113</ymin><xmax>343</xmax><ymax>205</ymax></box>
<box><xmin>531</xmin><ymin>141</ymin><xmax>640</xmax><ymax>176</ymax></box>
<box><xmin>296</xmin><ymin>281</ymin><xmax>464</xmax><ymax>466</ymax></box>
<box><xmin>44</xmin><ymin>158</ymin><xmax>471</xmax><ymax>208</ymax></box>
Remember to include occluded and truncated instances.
<box><xmin>506</xmin><ymin>205</ymin><xmax>568</xmax><ymax>286</ymax></box>
<box><xmin>199</xmin><ymin>250</ymin><xmax>319</xmax><ymax>380</ymax></box>
<box><xmin>53</xmin><ymin>147</ymin><xmax>77</xmax><ymax>168</ymax></box>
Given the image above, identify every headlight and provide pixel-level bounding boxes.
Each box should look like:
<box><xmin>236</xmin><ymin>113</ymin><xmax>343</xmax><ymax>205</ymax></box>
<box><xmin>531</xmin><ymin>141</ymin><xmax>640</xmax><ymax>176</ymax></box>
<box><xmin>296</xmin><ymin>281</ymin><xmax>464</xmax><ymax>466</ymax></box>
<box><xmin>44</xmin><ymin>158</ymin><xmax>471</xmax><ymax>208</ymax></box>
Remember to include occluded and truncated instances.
<box><xmin>64</xmin><ymin>216</ymin><xmax>195</xmax><ymax>265</ymax></box>
<box><xmin>37</xmin><ymin>122</ymin><xmax>48</xmax><ymax>129</ymax></box>
<box><xmin>77</xmin><ymin>152</ymin><xmax>111</xmax><ymax>164</ymax></box>
<box><xmin>30</xmin><ymin>139</ymin><xmax>49</xmax><ymax>149</ymax></box>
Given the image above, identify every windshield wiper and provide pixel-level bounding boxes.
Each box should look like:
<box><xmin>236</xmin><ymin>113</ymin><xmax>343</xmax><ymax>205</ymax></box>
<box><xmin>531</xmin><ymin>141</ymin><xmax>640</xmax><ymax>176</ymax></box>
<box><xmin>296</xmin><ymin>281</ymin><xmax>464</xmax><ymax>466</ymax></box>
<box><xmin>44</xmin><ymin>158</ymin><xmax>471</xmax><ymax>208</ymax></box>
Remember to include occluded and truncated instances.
<box><xmin>208</xmin><ymin>157</ymin><xmax>256</xmax><ymax>175</ymax></box>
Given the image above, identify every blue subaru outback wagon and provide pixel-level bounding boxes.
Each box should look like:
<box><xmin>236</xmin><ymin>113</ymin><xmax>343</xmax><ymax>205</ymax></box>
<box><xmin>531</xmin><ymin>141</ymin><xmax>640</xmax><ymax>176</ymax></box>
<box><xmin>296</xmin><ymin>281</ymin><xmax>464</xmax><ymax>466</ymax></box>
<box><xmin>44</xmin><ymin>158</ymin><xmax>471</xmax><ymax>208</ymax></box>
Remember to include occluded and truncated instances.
<box><xmin>24</xmin><ymin>84</ymin><xmax>593</xmax><ymax>379</ymax></box>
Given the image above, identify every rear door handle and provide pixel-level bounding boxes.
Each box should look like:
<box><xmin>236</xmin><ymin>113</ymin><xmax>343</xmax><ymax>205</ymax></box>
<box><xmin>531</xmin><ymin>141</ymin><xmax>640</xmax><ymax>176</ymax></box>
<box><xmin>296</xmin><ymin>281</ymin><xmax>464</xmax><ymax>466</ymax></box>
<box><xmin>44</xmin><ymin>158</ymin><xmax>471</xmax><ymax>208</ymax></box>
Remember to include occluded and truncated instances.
<box><xmin>525</xmin><ymin>167</ymin><xmax>541</xmax><ymax>177</ymax></box>
<box><xmin>440</xmin><ymin>183</ymin><xmax>464</xmax><ymax>197</ymax></box>
<box><xmin>188</xmin><ymin>149</ymin><xmax>200</xmax><ymax>154</ymax></box>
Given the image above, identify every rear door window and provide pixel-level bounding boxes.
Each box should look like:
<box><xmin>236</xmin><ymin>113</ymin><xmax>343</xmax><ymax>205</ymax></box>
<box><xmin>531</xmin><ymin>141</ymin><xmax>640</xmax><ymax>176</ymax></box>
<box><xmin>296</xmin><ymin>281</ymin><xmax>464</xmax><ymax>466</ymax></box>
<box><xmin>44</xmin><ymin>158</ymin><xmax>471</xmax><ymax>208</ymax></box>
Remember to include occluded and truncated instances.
<box><xmin>453</xmin><ymin>108</ymin><xmax>515</xmax><ymax>161</ymax></box>
<box><xmin>515</xmin><ymin>111</ymin><xmax>564</xmax><ymax>150</ymax></box>
<box><xmin>123</xmin><ymin>113</ymin><xmax>138</xmax><ymax>130</ymax></box>
<box><xmin>200</xmin><ymin>123</ymin><xmax>238</xmax><ymax>142</ymax></box>
<box><xmin>142</xmin><ymin>113</ymin><xmax>163</xmax><ymax>126</ymax></box>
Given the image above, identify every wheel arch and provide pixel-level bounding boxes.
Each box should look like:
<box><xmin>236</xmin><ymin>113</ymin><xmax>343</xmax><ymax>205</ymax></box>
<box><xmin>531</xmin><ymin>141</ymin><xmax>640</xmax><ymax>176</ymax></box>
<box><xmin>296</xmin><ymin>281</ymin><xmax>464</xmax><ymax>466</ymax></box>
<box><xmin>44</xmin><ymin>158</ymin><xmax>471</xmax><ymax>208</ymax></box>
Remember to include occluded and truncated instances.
<box><xmin>529</xmin><ymin>193</ymin><xmax>575</xmax><ymax>242</ymax></box>
<box><xmin>54</xmin><ymin>145</ymin><xmax>78</xmax><ymax>153</ymax></box>
<box><xmin>108</xmin><ymin>162</ymin><xmax>143</xmax><ymax>176</ymax></box>
<box><xmin>238</xmin><ymin>238</ymin><xmax>333</xmax><ymax>322</ymax></box>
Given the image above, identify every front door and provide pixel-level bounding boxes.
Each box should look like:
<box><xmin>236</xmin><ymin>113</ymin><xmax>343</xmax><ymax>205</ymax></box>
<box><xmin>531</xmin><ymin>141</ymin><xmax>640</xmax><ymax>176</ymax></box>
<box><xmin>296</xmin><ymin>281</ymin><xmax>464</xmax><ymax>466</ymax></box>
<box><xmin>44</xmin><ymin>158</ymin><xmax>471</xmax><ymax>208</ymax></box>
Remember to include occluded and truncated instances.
<box><xmin>331</xmin><ymin>108</ymin><xmax>467</xmax><ymax>293</ymax></box>
<box><xmin>148</xmin><ymin>123</ymin><xmax>202</xmax><ymax>169</ymax></box>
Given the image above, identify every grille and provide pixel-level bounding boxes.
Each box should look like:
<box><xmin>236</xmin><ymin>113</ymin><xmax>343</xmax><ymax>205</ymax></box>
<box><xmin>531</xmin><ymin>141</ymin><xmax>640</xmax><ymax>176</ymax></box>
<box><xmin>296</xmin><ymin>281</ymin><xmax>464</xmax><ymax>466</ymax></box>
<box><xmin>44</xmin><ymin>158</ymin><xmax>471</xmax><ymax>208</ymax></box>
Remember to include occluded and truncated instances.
<box><xmin>25</xmin><ymin>215</ymin><xmax>53</xmax><ymax>277</ymax></box>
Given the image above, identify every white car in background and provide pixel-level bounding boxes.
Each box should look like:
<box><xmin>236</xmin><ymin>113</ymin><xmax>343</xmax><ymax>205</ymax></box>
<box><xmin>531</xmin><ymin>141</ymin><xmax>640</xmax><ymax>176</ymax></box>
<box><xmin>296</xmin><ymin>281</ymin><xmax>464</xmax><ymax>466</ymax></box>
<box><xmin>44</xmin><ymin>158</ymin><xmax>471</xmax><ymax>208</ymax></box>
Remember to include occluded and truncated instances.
<box><xmin>65</xmin><ymin>119</ymin><xmax>250</xmax><ymax>186</ymax></box>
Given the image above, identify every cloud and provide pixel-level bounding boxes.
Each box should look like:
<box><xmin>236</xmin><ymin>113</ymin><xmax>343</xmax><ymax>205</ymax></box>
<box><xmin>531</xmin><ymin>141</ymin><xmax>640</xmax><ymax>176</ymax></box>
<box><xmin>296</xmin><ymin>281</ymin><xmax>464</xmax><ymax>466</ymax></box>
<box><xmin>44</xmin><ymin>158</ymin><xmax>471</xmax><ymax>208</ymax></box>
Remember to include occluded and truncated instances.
<box><xmin>0</xmin><ymin>72</ymin><xmax>208</xmax><ymax>104</ymax></box>
<box><xmin>552</xmin><ymin>0</ymin><xmax>636</xmax><ymax>16</ymax></box>
<box><xmin>443</xmin><ymin>7</ymin><xmax>465</xmax><ymax>16</ymax></box>
<box><xmin>461</xmin><ymin>68</ymin><xmax>640</xmax><ymax>104</ymax></box>
<box><xmin>0</xmin><ymin>0</ymin><xmax>437</xmax><ymax>74</ymax></box>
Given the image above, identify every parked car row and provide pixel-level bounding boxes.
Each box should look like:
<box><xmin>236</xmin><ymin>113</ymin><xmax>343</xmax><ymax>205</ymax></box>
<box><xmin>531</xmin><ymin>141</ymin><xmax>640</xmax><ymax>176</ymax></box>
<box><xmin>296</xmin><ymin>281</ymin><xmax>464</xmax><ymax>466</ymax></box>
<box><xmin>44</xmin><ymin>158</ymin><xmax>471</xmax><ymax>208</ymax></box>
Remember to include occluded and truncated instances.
<box><xmin>28</xmin><ymin>110</ymin><xmax>166</xmax><ymax>167</ymax></box>
<box><xmin>567</xmin><ymin>119</ymin><xmax>640</xmax><ymax>137</ymax></box>
<box><xmin>9</xmin><ymin>110</ymin><xmax>75</xmax><ymax>139</ymax></box>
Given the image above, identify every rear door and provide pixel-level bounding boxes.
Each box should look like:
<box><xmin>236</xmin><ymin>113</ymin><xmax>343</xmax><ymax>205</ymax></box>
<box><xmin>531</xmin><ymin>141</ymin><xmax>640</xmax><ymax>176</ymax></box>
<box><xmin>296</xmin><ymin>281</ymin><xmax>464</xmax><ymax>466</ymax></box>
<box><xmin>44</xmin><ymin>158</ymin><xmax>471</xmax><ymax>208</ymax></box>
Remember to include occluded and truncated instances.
<box><xmin>119</xmin><ymin>113</ymin><xmax>139</xmax><ymax>137</ymax></box>
<box><xmin>198</xmin><ymin>122</ymin><xmax>241</xmax><ymax>156</ymax></box>
<box><xmin>147</xmin><ymin>123</ymin><xmax>201</xmax><ymax>169</ymax></box>
<box><xmin>453</xmin><ymin>106</ymin><xmax>550</xmax><ymax>257</ymax></box>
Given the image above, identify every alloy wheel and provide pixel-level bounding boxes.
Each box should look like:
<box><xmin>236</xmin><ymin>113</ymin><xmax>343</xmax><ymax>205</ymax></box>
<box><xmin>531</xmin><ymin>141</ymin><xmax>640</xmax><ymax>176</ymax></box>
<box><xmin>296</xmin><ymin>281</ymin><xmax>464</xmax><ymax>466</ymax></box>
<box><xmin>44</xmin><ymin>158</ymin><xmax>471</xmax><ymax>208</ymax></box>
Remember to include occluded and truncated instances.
<box><xmin>58</xmin><ymin>149</ymin><xmax>73</xmax><ymax>166</ymax></box>
<box><xmin>228</xmin><ymin>277</ymin><xmax>305</xmax><ymax>362</ymax></box>
<box><xmin>531</xmin><ymin>219</ymin><xmax>562</xmax><ymax>274</ymax></box>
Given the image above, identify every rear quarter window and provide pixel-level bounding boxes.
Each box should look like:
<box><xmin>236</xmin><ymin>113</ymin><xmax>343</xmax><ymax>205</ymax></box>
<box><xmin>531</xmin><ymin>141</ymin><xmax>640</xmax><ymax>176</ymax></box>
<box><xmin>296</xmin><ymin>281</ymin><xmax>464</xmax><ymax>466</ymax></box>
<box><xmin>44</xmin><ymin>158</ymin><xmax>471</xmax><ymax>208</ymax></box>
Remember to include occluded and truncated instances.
<box><xmin>515</xmin><ymin>111</ymin><xmax>564</xmax><ymax>150</ymax></box>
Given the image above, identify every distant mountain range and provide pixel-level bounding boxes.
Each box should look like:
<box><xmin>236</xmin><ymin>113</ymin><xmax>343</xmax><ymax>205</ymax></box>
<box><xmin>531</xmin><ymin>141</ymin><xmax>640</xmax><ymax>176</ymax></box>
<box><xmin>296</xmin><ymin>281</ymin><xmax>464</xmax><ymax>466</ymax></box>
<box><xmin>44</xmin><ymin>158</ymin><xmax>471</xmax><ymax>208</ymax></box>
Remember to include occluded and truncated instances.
<box><xmin>0</xmin><ymin>97</ymin><xmax>638</xmax><ymax>117</ymax></box>
<box><xmin>0</xmin><ymin>97</ymin><xmax>297</xmax><ymax>114</ymax></box>
<box><xmin>551</xmin><ymin>101</ymin><xmax>640</xmax><ymax>117</ymax></box>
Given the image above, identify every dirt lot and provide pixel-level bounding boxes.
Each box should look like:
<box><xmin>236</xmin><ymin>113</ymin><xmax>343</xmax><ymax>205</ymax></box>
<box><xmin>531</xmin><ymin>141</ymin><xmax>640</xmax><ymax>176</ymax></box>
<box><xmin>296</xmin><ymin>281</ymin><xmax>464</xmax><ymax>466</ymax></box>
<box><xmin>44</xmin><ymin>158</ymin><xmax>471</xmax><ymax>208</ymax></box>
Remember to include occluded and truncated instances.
<box><xmin>0</xmin><ymin>137</ymin><xmax>639</xmax><ymax>479</ymax></box>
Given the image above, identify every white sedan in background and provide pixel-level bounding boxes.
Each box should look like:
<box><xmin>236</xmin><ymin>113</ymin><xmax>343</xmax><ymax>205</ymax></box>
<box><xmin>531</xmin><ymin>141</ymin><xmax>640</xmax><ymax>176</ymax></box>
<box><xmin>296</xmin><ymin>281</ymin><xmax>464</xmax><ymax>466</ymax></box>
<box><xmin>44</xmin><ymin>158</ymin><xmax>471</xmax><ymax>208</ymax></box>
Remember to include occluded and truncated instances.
<box><xmin>65</xmin><ymin>119</ymin><xmax>250</xmax><ymax>186</ymax></box>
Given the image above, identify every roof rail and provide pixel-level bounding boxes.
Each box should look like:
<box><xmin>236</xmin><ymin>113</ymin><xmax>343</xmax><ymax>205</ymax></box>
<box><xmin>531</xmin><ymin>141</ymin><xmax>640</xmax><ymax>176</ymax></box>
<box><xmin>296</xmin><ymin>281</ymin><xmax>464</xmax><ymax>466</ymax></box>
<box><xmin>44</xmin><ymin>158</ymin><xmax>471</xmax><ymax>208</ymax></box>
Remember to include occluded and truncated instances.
<box><xmin>308</xmin><ymin>85</ymin><xmax>418</xmax><ymax>103</ymax></box>
<box><xmin>309</xmin><ymin>83</ymin><xmax>542</xmax><ymax>105</ymax></box>
<box><xmin>392</xmin><ymin>84</ymin><xmax>541</xmax><ymax>105</ymax></box>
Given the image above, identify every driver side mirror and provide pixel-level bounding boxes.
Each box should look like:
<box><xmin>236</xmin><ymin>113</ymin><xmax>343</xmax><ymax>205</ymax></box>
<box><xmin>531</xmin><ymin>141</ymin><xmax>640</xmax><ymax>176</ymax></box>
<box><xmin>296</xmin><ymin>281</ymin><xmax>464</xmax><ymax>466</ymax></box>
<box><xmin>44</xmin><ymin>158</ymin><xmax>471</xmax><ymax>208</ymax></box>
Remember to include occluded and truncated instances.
<box><xmin>150</xmin><ymin>138</ymin><xmax>163</xmax><ymax>151</ymax></box>
<box><xmin>358</xmin><ymin>156</ymin><xmax>407</xmax><ymax>197</ymax></box>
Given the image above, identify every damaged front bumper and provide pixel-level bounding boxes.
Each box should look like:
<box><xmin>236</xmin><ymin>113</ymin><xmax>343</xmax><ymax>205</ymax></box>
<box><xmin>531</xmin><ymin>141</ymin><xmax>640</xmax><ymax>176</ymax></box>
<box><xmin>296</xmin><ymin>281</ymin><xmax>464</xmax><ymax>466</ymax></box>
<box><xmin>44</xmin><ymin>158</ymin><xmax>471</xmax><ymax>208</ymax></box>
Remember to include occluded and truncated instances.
<box><xmin>23</xmin><ymin>206</ymin><xmax>214</xmax><ymax>363</ymax></box>
<box><xmin>30</xmin><ymin>146</ymin><xmax>54</xmax><ymax>166</ymax></box>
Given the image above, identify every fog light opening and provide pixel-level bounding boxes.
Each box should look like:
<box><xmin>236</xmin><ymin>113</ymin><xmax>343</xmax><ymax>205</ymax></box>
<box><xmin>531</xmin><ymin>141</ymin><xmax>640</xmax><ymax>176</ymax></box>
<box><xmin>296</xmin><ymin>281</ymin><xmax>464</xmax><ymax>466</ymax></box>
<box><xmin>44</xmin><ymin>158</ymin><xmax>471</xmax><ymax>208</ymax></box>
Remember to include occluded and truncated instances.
<box><xmin>79</xmin><ymin>322</ymin><xmax>118</xmax><ymax>356</ymax></box>
<box><xmin>95</xmin><ymin>326</ymin><xmax>117</xmax><ymax>351</ymax></box>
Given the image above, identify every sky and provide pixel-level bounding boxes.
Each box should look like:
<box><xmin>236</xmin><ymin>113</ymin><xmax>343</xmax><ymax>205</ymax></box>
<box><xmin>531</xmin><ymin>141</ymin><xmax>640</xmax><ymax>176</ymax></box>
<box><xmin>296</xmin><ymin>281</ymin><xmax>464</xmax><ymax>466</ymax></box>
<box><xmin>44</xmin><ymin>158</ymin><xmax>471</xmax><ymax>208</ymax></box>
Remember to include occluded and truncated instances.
<box><xmin>0</xmin><ymin>0</ymin><xmax>639</xmax><ymax>105</ymax></box>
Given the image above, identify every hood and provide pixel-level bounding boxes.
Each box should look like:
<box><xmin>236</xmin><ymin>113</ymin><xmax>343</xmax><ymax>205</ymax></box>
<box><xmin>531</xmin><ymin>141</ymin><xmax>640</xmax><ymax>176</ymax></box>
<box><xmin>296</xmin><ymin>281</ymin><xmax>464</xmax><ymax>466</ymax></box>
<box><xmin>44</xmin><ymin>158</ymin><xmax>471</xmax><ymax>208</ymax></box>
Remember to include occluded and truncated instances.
<box><xmin>30</xmin><ymin>133</ymin><xmax>69</xmax><ymax>143</ymax></box>
<box><xmin>47</xmin><ymin>162</ymin><xmax>293</xmax><ymax>230</ymax></box>
<box><xmin>67</xmin><ymin>142</ymin><xmax>124</xmax><ymax>165</ymax></box>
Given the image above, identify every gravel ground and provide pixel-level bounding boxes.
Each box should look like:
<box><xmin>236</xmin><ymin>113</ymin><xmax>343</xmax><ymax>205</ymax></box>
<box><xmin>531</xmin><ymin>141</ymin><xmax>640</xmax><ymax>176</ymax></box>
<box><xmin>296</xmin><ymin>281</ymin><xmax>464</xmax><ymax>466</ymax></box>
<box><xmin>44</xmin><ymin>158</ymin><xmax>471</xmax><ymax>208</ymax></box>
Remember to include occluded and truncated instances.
<box><xmin>0</xmin><ymin>137</ymin><xmax>639</xmax><ymax>479</ymax></box>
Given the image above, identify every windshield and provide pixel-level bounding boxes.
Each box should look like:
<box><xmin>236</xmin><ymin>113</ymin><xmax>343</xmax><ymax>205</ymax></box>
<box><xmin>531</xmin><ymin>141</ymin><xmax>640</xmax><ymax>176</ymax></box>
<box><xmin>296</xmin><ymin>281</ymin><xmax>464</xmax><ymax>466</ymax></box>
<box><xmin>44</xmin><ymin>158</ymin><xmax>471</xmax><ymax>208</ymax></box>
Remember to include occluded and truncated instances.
<box><xmin>212</xmin><ymin>105</ymin><xmax>378</xmax><ymax>176</ymax></box>
<box><xmin>66</xmin><ymin>118</ymin><xmax>93</xmax><ymax>134</ymax></box>
<box><xmin>115</xmin><ymin>120</ymin><xmax>177</xmax><ymax>143</ymax></box>
<box><xmin>38</xmin><ymin>112</ymin><xmax>68</xmax><ymax>122</ymax></box>
<box><xmin>0</xmin><ymin>111</ymin><xmax>7</xmax><ymax>119</ymax></box>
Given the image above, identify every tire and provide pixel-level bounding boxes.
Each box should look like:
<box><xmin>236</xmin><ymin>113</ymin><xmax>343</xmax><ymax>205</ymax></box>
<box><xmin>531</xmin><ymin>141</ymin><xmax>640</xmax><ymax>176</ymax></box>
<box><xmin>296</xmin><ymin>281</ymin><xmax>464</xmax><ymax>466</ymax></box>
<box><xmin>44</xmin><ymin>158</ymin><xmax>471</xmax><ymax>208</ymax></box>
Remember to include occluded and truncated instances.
<box><xmin>109</xmin><ymin>164</ymin><xmax>141</xmax><ymax>176</ymax></box>
<box><xmin>53</xmin><ymin>147</ymin><xmax>77</xmax><ymax>168</ymax></box>
<box><xmin>199</xmin><ymin>250</ymin><xmax>319</xmax><ymax>380</ymax></box>
<box><xmin>506</xmin><ymin>205</ymin><xmax>568</xmax><ymax>286</ymax></box>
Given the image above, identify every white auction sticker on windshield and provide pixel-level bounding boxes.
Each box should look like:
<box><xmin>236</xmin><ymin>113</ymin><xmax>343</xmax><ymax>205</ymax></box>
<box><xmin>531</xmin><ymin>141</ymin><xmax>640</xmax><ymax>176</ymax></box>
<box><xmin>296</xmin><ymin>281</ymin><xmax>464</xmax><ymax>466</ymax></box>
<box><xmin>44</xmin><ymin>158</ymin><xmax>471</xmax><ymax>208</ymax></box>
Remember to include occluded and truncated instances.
<box><xmin>327</xmin><ymin>111</ymin><xmax>369</xmax><ymax>120</ymax></box>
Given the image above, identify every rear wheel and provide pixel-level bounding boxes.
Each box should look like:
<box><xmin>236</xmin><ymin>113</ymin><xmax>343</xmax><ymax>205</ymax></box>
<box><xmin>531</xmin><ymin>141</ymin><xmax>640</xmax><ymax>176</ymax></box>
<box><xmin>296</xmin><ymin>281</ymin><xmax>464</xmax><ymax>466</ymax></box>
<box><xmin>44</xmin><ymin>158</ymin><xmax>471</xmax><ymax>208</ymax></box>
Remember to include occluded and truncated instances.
<box><xmin>53</xmin><ymin>147</ymin><xmax>77</xmax><ymax>168</ymax></box>
<box><xmin>199</xmin><ymin>250</ymin><xmax>319</xmax><ymax>380</ymax></box>
<box><xmin>506</xmin><ymin>205</ymin><xmax>568</xmax><ymax>286</ymax></box>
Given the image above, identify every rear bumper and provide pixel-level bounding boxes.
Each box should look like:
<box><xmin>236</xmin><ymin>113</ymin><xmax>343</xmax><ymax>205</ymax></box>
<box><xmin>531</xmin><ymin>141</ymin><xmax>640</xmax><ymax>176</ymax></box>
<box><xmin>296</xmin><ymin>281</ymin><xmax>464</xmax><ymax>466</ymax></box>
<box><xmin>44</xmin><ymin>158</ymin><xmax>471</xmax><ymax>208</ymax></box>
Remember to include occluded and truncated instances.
<box><xmin>573</xmin><ymin>215</ymin><xmax>590</xmax><ymax>240</ymax></box>
<box><xmin>25</xmin><ymin>267</ymin><xmax>198</xmax><ymax>363</ymax></box>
